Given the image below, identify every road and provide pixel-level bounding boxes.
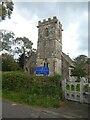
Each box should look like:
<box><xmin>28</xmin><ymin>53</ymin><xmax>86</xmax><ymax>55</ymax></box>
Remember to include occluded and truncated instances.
<box><xmin>2</xmin><ymin>99</ymin><xmax>65</xmax><ymax>118</ymax></box>
<box><xmin>1</xmin><ymin>99</ymin><xmax>89</xmax><ymax>119</ymax></box>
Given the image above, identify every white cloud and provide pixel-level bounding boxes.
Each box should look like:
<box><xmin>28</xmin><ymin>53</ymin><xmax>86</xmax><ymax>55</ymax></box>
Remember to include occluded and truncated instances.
<box><xmin>62</xmin><ymin>22</ymin><xmax>79</xmax><ymax>57</ymax></box>
<box><xmin>0</xmin><ymin>9</ymin><xmax>38</xmax><ymax>49</ymax></box>
<box><xmin>0</xmin><ymin>2</ymin><xmax>88</xmax><ymax>59</ymax></box>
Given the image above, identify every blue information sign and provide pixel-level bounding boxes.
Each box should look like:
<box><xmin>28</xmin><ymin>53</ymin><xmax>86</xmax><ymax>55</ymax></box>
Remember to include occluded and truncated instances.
<box><xmin>36</xmin><ymin>66</ymin><xmax>49</xmax><ymax>75</ymax></box>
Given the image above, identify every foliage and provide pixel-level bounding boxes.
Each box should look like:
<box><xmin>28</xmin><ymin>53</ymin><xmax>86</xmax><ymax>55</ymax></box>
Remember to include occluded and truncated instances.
<box><xmin>0</xmin><ymin>55</ymin><xmax>2</xmax><ymax>71</ymax></box>
<box><xmin>2</xmin><ymin>53</ymin><xmax>20</xmax><ymax>71</ymax></box>
<box><xmin>0</xmin><ymin>30</ymin><xmax>34</xmax><ymax>61</ymax></box>
<box><xmin>0</xmin><ymin>1</ymin><xmax>14</xmax><ymax>21</ymax></box>
<box><xmin>2</xmin><ymin>90</ymin><xmax>61</xmax><ymax>108</ymax></box>
<box><xmin>54</xmin><ymin>73</ymin><xmax>62</xmax><ymax>80</ymax></box>
<box><xmin>2</xmin><ymin>71</ymin><xmax>62</xmax><ymax>107</ymax></box>
<box><xmin>18</xmin><ymin>53</ymin><xmax>25</xmax><ymax>69</ymax></box>
<box><xmin>83</xmin><ymin>84</ymin><xmax>89</xmax><ymax>92</ymax></box>
<box><xmin>71</xmin><ymin>55</ymin><xmax>88</xmax><ymax>79</ymax></box>
<box><xmin>15</xmin><ymin>37</ymin><xmax>33</xmax><ymax>55</ymax></box>
<box><xmin>18</xmin><ymin>49</ymin><xmax>36</xmax><ymax>70</ymax></box>
<box><xmin>66</xmin><ymin>85</ymin><xmax>70</xmax><ymax>90</ymax></box>
<box><xmin>2</xmin><ymin>72</ymin><xmax>62</xmax><ymax>99</ymax></box>
<box><xmin>66</xmin><ymin>83</ymin><xmax>89</xmax><ymax>92</ymax></box>
<box><xmin>0</xmin><ymin>29</ymin><xmax>15</xmax><ymax>55</ymax></box>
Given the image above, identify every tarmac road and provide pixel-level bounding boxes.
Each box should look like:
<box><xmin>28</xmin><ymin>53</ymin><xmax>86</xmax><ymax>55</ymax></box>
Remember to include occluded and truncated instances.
<box><xmin>1</xmin><ymin>99</ymin><xmax>89</xmax><ymax>119</ymax></box>
<box><xmin>2</xmin><ymin>99</ymin><xmax>65</xmax><ymax>118</ymax></box>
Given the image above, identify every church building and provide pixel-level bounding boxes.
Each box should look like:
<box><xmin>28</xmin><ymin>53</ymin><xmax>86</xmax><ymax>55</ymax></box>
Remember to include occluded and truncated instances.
<box><xmin>25</xmin><ymin>16</ymin><xmax>73</xmax><ymax>79</ymax></box>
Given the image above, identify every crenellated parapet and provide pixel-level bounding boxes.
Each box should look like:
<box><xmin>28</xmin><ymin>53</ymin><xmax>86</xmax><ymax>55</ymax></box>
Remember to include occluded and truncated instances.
<box><xmin>37</xmin><ymin>16</ymin><xmax>62</xmax><ymax>28</ymax></box>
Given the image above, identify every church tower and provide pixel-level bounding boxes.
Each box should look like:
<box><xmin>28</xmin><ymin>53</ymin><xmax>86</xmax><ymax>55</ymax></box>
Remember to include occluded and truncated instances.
<box><xmin>36</xmin><ymin>16</ymin><xmax>63</xmax><ymax>76</ymax></box>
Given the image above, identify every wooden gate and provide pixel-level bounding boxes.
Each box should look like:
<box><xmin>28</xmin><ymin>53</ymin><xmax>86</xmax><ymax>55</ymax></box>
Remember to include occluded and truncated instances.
<box><xmin>62</xmin><ymin>78</ymin><xmax>90</xmax><ymax>103</ymax></box>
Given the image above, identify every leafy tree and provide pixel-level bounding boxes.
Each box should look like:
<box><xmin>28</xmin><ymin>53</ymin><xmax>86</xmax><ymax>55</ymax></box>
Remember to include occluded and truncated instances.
<box><xmin>71</xmin><ymin>55</ymin><xmax>88</xmax><ymax>79</ymax></box>
<box><xmin>2</xmin><ymin>53</ymin><xmax>20</xmax><ymax>71</ymax></box>
<box><xmin>0</xmin><ymin>29</ymin><xmax>15</xmax><ymax>55</ymax></box>
<box><xmin>18</xmin><ymin>48</ymin><xmax>36</xmax><ymax>70</ymax></box>
<box><xmin>0</xmin><ymin>0</ymin><xmax>14</xmax><ymax>21</ymax></box>
<box><xmin>0</xmin><ymin>30</ymin><xmax>34</xmax><ymax>61</ymax></box>
<box><xmin>18</xmin><ymin>53</ymin><xmax>25</xmax><ymax>69</ymax></box>
<box><xmin>15</xmin><ymin>37</ymin><xmax>33</xmax><ymax>55</ymax></box>
<box><xmin>15</xmin><ymin>37</ymin><xmax>33</xmax><ymax>69</ymax></box>
<box><xmin>0</xmin><ymin>30</ymin><xmax>34</xmax><ymax>71</ymax></box>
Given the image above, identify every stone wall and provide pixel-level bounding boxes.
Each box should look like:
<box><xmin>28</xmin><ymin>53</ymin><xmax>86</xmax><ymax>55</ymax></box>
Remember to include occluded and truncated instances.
<box><xmin>61</xmin><ymin>52</ymin><xmax>74</xmax><ymax>79</ymax></box>
<box><xmin>37</xmin><ymin>16</ymin><xmax>63</xmax><ymax>76</ymax></box>
<box><xmin>24</xmin><ymin>51</ymin><xmax>37</xmax><ymax>74</ymax></box>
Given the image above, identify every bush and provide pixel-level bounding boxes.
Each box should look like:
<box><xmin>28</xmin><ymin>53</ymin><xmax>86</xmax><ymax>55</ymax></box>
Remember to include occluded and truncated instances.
<box><xmin>2</xmin><ymin>71</ymin><xmax>30</xmax><ymax>91</ymax></box>
<box><xmin>2</xmin><ymin>54</ymin><xmax>20</xmax><ymax>71</ymax></box>
<box><xmin>54</xmin><ymin>73</ymin><xmax>62</xmax><ymax>80</ymax></box>
<box><xmin>2</xmin><ymin>72</ymin><xmax>62</xmax><ymax>99</ymax></box>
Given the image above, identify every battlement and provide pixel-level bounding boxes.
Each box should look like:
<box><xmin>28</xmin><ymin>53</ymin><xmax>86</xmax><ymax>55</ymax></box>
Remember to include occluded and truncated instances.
<box><xmin>38</xmin><ymin>16</ymin><xmax>59</xmax><ymax>26</ymax></box>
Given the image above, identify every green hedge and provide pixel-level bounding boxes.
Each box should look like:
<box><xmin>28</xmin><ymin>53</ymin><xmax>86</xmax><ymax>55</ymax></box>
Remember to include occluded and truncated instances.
<box><xmin>2</xmin><ymin>72</ymin><xmax>62</xmax><ymax>99</ymax></box>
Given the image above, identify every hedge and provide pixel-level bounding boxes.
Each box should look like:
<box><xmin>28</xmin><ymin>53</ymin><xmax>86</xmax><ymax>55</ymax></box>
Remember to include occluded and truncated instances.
<box><xmin>2</xmin><ymin>72</ymin><xmax>62</xmax><ymax>99</ymax></box>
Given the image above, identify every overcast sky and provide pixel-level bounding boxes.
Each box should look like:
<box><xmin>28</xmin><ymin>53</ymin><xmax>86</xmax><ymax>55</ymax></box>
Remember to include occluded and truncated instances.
<box><xmin>0</xmin><ymin>1</ymin><xmax>89</xmax><ymax>59</ymax></box>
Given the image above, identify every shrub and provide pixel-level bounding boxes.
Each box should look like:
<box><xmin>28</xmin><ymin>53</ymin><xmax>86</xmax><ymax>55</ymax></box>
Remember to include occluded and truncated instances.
<box><xmin>2</xmin><ymin>54</ymin><xmax>20</xmax><ymax>71</ymax></box>
<box><xmin>54</xmin><ymin>73</ymin><xmax>62</xmax><ymax>80</ymax></box>
<box><xmin>2</xmin><ymin>72</ymin><xmax>62</xmax><ymax>99</ymax></box>
<box><xmin>2</xmin><ymin>71</ymin><xmax>30</xmax><ymax>91</ymax></box>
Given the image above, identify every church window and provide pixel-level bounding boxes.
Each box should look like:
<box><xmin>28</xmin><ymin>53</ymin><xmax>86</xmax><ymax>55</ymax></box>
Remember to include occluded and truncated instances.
<box><xmin>44</xmin><ymin>62</ymin><xmax>48</xmax><ymax>67</ymax></box>
<box><xmin>45</xmin><ymin>28</ymin><xmax>49</xmax><ymax>36</ymax></box>
<box><xmin>44</xmin><ymin>62</ymin><xmax>45</xmax><ymax>67</ymax></box>
<box><xmin>47</xmin><ymin>63</ymin><xmax>48</xmax><ymax>67</ymax></box>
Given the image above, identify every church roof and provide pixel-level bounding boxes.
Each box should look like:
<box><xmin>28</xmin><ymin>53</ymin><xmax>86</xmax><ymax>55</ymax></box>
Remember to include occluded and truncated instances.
<box><xmin>61</xmin><ymin>52</ymin><xmax>74</xmax><ymax>66</ymax></box>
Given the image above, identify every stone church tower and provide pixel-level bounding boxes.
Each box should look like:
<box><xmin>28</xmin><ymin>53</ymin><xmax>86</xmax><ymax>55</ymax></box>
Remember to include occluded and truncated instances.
<box><xmin>36</xmin><ymin>16</ymin><xmax>63</xmax><ymax>76</ymax></box>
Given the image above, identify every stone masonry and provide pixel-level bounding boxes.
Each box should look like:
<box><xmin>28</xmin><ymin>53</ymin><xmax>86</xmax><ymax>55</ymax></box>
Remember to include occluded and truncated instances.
<box><xmin>25</xmin><ymin>16</ymin><xmax>74</xmax><ymax>78</ymax></box>
<box><xmin>36</xmin><ymin>16</ymin><xmax>63</xmax><ymax>76</ymax></box>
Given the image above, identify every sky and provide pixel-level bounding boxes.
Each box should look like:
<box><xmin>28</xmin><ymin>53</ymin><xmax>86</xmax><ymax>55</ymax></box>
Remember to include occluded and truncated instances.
<box><xmin>0</xmin><ymin>0</ymin><xmax>89</xmax><ymax>59</ymax></box>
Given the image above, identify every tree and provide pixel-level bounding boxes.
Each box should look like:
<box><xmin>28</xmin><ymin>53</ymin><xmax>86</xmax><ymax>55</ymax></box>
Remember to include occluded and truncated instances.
<box><xmin>2</xmin><ymin>53</ymin><xmax>20</xmax><ymax>71</ymax></box>
<box><xmin>71</xmin><ymin>55</ymin><xmax>88</xmax><ymax>80</ymax></box>
<box><xmin>18</xmin><ymin>53</ymin><xmax>25</xmax><ymax>69</ymax></box>
<box><xmin>0</xmin><ymin>30</ymin><xmax>34</xmax><ymax>72</ymax></box>
<box><xmin>16</xmin><ymin>37</ymin><xmax>33</xmax><ymax>64</ymax></box>
<box><xmin>0</xmin><ymin>0</ymin><xmax>14</xmax><ymax>21</ymax></box>
<box><xmin>18</xmin><ymin>48</ymin><xmax>36</xmax><ymax>70</ymax></box>
<box><xmin>0</xmin><ymin>29</ymin><xmax>15</xmax><ymax>55</ymax></box>
<box><xmin>15</xmin><ymin>37</ymin><xmax>33</xmax><ymax>54</ymax></box>
<box><xmin>0</xmin><ymin>30</ymin><xmax>34</xmax><ymax>60</ymax></box>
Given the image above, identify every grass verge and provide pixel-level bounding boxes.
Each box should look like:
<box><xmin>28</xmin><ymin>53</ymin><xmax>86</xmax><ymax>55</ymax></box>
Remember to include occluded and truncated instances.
<box><xmin>2</xmin><ymin>90</ymin><xmax>61</xmax><ymax>108</ymax></box>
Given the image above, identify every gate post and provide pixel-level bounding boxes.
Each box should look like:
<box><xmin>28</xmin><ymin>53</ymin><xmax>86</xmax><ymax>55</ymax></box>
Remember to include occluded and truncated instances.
<box><xmin>80</xmin><ymin>79</ymin><xmax>84</xmax><ymax>103</ymax></box>
<box><xmin>62</xmin><ymin>79</ymin><xmax>66</xmax><ymax>99</ymax></box>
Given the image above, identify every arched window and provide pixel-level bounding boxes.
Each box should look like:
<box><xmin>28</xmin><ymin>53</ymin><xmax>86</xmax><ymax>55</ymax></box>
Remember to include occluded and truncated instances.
<box><xmin>47</xmin><ymin>63</ymin><xmax>48</xmax><ymax>67</ymax></box>
<box><xmin>45</xmin><ymin>28</ymin><xmax>49</xmax><ymax>36</ymax></box>
<box><xmin>44</xmin><ymin>62</ymin><xmax>48</xmax><ymax>67</ymax></box>
<box><xmin>44</xmin><ymin>62</ymin><xmax>45</xmax><ymax>67</ymax></box>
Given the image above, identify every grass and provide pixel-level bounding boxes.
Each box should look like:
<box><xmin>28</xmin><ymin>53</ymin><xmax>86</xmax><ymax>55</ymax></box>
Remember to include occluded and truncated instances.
<box><xmin>2</xmin><ymin>89</ymin><xmax>61</xmax><ymax>108</ymax></box>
